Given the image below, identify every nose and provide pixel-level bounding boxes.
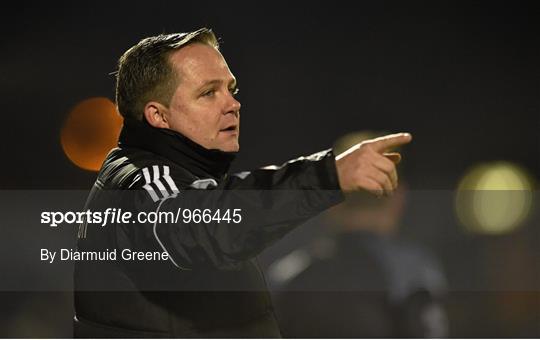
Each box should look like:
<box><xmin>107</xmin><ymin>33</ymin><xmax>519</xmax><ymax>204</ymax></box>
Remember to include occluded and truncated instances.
<box><xmin>224</xmin><ymin>92</ymin><xmax>241</xmax><ymax>117</ymax></box>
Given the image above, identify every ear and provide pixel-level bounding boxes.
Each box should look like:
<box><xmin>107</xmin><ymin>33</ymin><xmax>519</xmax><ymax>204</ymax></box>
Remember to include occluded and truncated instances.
<box><xmin>143</xmin><ymin>102</ymin><xmax>170</xmax><ymax>128</ymax></box>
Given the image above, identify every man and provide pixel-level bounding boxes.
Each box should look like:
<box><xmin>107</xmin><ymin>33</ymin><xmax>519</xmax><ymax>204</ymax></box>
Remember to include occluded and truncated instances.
<box><xmin>74</xmin><ymin>28</ymin><xmax>412</xmax><ymax>338</ymax></box>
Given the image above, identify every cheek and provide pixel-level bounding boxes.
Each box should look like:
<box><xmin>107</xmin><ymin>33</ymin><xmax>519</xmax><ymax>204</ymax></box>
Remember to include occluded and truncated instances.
<box><xmin>195</xmin><ymin>108</ymin><xmax>221</xmax><ymax>134</ymax></box>
<box><xmin>185</xmin><ymin>108</ymin><xmax>221</xmax><ymax>138</ymax></box>
<box><xmin>169</xmin><ymin>98</ymin><xmax>222</xmax><ymax>143</ymax></box>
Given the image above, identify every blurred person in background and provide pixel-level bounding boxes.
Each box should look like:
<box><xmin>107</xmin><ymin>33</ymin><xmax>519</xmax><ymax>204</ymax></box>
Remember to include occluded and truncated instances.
<box><xmin>270</xmin><ymin>131</ymin><xmax>448</xmax><ymax>338</ymax></box>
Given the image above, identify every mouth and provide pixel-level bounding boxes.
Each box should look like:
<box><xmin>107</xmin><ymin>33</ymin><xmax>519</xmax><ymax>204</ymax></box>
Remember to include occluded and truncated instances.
<box><xmin>219</xmin><ymin>124</ymin><xmax>238</xmax><ymax>134</ymax></box>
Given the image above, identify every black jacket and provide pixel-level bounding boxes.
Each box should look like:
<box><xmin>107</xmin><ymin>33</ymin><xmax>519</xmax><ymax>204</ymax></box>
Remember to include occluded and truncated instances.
<box><xmin>74</xmin><ymin>119</ymin><xmax>343</xmax><ymax>338</ymax></box>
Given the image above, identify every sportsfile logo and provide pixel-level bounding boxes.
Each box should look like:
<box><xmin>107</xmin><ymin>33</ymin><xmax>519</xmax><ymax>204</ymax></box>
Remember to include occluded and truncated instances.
<box><xmin>41</xmin><ymin>208</ymin><xmax>133</xmax><ymax>227</ymax></box>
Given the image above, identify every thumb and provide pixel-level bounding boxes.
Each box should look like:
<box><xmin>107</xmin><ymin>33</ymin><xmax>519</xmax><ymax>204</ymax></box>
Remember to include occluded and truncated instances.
<box><xmin>384</xmin><ymin>152</ymin><xmax>401</xmax><ymax>164</ymax></box>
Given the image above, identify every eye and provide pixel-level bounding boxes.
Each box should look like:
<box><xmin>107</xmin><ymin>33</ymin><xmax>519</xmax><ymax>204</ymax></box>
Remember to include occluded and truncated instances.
<box><xmin>201</xmin><ymin>89</ymin><xmax>216</xmax><ymax>97</ymax></box>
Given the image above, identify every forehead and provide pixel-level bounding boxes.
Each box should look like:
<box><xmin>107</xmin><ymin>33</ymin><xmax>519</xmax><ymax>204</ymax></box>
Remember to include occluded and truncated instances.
<box><xmin>169</xmin><ymin>43</ymin><xmax>234</xmax><ymax>87</ymax></box>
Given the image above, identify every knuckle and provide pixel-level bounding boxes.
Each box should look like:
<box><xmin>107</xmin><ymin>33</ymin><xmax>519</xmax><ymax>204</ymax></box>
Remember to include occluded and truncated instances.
<box><xmin>384</xmin><ymin>158</ymin><xmax>396</xmax><ymax>170</ymax></box>
<box><xmin>376</xmin><ymin>172</ymin><xmax>387</xmax><ymax>183</ymax></box>
<box><xmin>360</xmin><ymin>143</ymin><xmax>374</xmax><ymax>153</ymax></box>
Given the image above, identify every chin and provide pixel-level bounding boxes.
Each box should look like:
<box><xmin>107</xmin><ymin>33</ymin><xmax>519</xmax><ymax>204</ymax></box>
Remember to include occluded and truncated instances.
<box><xmin>221</xmin><ymin>144</ymin><xmax>239</xmax><ymax>152</ymax></box>
<box><xmin>218</xmin><ymin>141</ymin><xmax>240</xmax><ymax>153</ymax></box>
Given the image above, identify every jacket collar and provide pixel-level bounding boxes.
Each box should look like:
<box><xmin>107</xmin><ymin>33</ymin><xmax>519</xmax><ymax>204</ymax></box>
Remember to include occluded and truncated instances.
<box><xmin>118</xmin><ymin>118</ymin><xmax>236</xmax><ymax>179</ymax></box>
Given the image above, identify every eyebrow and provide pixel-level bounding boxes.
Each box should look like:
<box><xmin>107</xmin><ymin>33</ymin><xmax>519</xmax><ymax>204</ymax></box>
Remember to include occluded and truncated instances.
<box><xmin>197</xmin><ymin>78</ymin><xmax>237</xmax><ymax>91</ymax></box>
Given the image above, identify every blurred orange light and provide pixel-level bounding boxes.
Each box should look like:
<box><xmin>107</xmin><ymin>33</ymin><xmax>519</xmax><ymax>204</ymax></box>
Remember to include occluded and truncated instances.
<box><xmin>61</xmin><ymin>97</ymin><xmax>122</xmax><ymax>171</ymax></box>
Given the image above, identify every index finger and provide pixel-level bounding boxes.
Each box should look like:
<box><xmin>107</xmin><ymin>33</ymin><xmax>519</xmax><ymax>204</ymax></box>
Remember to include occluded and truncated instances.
<box><xmin>368</xmin><ymin>133</ymin><xmax>413</xmax><ymax>152</ymax></box>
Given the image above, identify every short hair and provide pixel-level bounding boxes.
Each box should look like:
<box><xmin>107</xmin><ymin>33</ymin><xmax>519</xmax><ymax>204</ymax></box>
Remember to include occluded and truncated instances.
<box><xmin>115</xmin><ymin>28</ymin><xmax>219</xmax><ymax>120</ymax></box>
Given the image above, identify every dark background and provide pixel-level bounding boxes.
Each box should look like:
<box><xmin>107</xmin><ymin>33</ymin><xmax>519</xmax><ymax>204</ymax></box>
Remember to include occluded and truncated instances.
<box><xmin>0</xmin><ymin>1</ymin><xmax>538</xmax><ymax>337</ymax></box>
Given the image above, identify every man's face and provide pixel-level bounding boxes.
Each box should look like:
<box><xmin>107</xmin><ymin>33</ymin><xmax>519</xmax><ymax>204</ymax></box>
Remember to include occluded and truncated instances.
<box><xmin>163</xmin><ymin>43</ymin><xmax>241</xmax><ymax>152</ymax></box>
